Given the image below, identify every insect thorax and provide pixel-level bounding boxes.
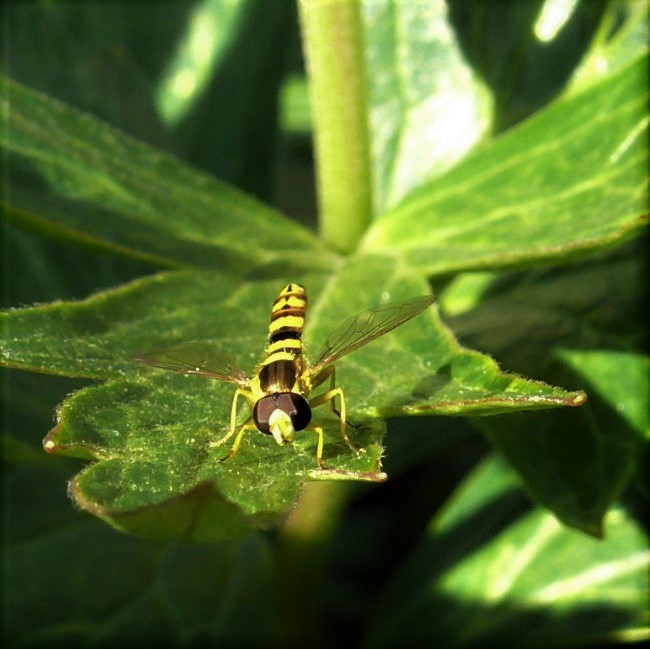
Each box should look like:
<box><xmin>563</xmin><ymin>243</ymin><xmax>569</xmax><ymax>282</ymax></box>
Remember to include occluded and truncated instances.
<box><xmin>257</xmin><ymin>357</ymin><xmax>301</xmax><ymax>393</ymax></box>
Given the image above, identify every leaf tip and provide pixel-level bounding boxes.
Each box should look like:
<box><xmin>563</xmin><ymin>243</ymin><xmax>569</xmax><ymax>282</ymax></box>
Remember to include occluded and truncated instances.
<box><xmin>42</xmin><ymin>424</ymin><xmax>63</xmax><ymax>454</ymax></box>
<box><xmin>568</xmin><ymin>390</ymin><xmax>588</xmax><ymax>406</ymax></box>
<box><xmin>42</xmin><ymin>437</ymin><xmax>57</xmax><ymax>453</ymax></box>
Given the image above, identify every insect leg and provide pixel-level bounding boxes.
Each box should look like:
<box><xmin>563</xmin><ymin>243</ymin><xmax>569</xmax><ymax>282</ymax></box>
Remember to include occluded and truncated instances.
<box><xmin>219</xmin><ymin>421</ymin><xmax>258</xmax><ymax>463</ymax></box>
<box><xmin>309</xmin><ymin>367</ymin><xmax>359</xmax><ymax>452</ymax></box>
<box><xmin>210</xmin><ymin>387</ymin><xmax>257</xmax><ymax>463</ymax></box>
<box><xmin>210</xmin><ymin>387</ymin><xmax>250</xmax><ymax>447</ymax></box>
<box><xmin>305</xmin><ymin>424</ymin><xmax>326</xmax><ymax>469</ymax></box>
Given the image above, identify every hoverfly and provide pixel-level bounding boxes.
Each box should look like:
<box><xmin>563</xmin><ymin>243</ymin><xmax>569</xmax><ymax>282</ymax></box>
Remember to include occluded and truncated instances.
<box><xmin>135</xmin><ymin>284</ymin><xmax>434</xmax><ymax>469</ymax></box>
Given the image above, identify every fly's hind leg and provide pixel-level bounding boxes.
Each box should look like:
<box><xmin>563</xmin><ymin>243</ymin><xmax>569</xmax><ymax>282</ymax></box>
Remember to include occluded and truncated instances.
<box><xmin>210</xmin><ymin>387</ymin><xmax>255</xmax><ymax>463</ymax></box>
<box><xmin>308</xmin><ymin>366</ymin><xmax>359</xmax><ymax>453</ymax></box>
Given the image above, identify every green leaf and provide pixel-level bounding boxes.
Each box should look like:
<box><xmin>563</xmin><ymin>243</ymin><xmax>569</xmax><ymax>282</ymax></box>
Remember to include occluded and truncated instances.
<box><xmin>443</xmin><ymin>244</ymin><xmax>645</xmax><ymax>534</ymax></box>
<box><xmin>155</xmin><ymin>0</ymin><xmax>251</xmax><ymax>126</ymax></box>
<box><xmin>2</xmin><ymin>257</ymin><xmax>584</xmax><ymax>540</ymax></box>
<box><xmin>558</xmin><ymin>348</ymin><xmax>650</xmax><ymax>501</ymax></box>
<box><xmin>0</xmin><ymin>75</ymin><xmax>336</xmax><ymax>273</ymax></box>
<box><xmin>1</xmin><ymin>2</ymin><xmax>184</xmax><ymax>142</ymax></box>
<box><xmin>448</xmin><ymin>0</ymin><xmax>609</xmax><ymax>130</ymax></box>
<box><xmin>1</xmin><ymin>258</ymin><xmax>584</xmax><ymax>412</ymax></box>
<box><xmin>157</xmin><ymin>0</ymin><xmax>298</xmax><ymax>200</ymax></box>
<box><xmin>4</xmin><ymin>4</ymin><xmax>644</xmax><ymax>646</ymax></box>
<box><xmin>569</xmin><ymin>0</ymin><xmax>650</xmax><ymax>92</ymax></box>
<box><xmin>361</xmin><ymin>54</ymin><xmax>649</xmax><ymax>274</ymax></box>
<box><xmin>362</xmin><ymin>0</ymin><xmax>491</xmax><ymax>213</ymax></box>
<box><xmin>558</xmin><ymin>349</ymin><xmax>649</xmax><ymax>438</ymax></box>
<box><xmin>4</xmin><ymin>458</ymin><xmax>278</xmax><ymax>645</ymax></box>
<box><xmin>2</xmin><ymin>356</ymin><xmax>279</xmax><ymax>645</ymax></box>
<box><xmin>2</xmin><ymin>0</ymin><xmax>299</xmax><ymax>203</ymax></box>
<box><xmin>368</xmin><ymin>456</ymin><xmax>650</xmax><ymax>648</ymax></box>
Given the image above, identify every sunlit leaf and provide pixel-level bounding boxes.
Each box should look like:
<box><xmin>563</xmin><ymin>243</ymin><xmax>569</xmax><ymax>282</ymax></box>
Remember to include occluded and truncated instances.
<box><xmin>368</xmin><ymin>456</ymin><xmax>650</xmax><ymax>648</ymax></box>
<box><xmin>362</xmin><ymin>0</ymin><xmax>491</xmax><ymax>212</ymax></box>
<box><xmin>362</xmin><ymin>54</ymin><xmax>648</xmax><ymax>274</ymax></box>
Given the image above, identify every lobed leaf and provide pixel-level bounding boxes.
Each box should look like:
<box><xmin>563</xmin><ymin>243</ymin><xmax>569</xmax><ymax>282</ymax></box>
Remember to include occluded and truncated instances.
<box><xmin>2</xmin><ymin>257</ymin><xmax>585</xmax><ymax>539</ymax></box>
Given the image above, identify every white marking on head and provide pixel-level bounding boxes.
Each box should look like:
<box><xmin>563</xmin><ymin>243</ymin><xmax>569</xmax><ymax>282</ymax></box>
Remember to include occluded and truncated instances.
<box><xmin>268</xmin><ymin>408</ymin><xmax>295</xmax><ymax>445</ymax></box>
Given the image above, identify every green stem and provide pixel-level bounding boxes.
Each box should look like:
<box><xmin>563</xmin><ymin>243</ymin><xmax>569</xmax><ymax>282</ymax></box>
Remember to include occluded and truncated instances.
<box><xmin>272</xmin><ymin>481</ymin><xmax>351</xmax><ymax>646</ymax></box>
<box><xmin>298</xmin><ymin>0</ymin><xmax>373</xmax><ymax>253</ymax></box>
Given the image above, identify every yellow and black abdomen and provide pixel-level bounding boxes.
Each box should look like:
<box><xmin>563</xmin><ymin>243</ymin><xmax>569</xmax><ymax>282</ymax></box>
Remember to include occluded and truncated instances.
<box><xmin>254</xmin><ymin>284</ymin><xmax>312</xmax><ymax>435</ymax></box>
<box><xmin>257</xmin><ymin>283</ymin><xmax>307</xmax><ymax>394</ymax></box>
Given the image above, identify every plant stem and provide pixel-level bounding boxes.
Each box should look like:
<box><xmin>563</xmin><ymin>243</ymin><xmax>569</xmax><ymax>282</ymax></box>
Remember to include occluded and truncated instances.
<box><xmin>298</xmin><ymin>0</ymin><xmax>373</xmax><ymax>253</ymax></box>
<box><xmin>272</xmin><ymin>480</ymin><xmax>351</xmax><ymax>646</ymax></box>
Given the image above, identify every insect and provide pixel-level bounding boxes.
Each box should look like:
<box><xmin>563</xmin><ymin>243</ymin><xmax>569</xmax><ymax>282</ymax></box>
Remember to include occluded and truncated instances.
<box><xmin>135</xmin><ymin>283</ymin><xmax>434</xmax><ymax>469</ymax></box>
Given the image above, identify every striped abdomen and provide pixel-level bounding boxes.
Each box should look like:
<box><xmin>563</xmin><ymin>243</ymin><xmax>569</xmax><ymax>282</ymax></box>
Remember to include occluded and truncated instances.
<box><xmin>257</xmin><ymin>283</ymin><xmax>307</xmax><ymax>393</ymax></box>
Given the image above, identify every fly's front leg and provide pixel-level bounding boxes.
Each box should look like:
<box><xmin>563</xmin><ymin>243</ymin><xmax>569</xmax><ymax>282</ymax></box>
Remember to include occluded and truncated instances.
<box><xmin>308</xmin><ymin>366</ymin><xmax>359</xmax><ymax>453</ymax></box>
<box><xmin>211</xmin><ymin>386</ymin><xmax>256</xmax><ymax>463</ymax></box>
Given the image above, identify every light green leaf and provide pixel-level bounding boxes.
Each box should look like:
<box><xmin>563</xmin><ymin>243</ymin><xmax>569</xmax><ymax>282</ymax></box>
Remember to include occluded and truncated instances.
<box><xmin>0</xmin><ymin>75</ymin><xmax>336</xmax><ymax>273</ymax></box>
<box><xmin>361</xmin><ymin>54</ymin><xmax>648</xmax><ymax>274</ymax></box>
<box><xmin>362</xmin><ymin>0</ymin><xmax>491</xmax><ymax>213</ymax></box>
<box><xmin>368</xmin><ymin>456</ymin><xmax>650</xmax><ymax>648</ymax></box>
<box><xmin>558</xmin><ymin>349</ymin><xmax>649</xmax><ymax>437</ymax></box>
<box><xmin>1</xmin><ymin>260</ymin><xmax>584</xmax><ymax>415</ymax></box>
<box><xmin>569</xmin><ymin>0</ymin><xmax>649</xmax><ymax>92</ymax></box>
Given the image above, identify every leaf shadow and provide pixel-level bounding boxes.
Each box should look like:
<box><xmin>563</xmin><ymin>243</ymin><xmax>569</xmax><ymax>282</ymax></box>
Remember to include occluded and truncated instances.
<box><xmin>384</xmin><ymin>363</ymin><xmax>454</xmax><ymax>411</ymax></box>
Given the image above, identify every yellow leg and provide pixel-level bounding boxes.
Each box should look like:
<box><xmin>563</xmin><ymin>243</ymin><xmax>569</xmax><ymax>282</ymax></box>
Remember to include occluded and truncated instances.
<box><xmin>306</xmin><ymin>424</ymin><xmax>326</xmax><ymax>468</ymax></box>
<box><xmin>219</xmin><ymin>421</ymin><xmax>258</xmax><ymax>463</ymax></box>
<box><xmin>308</xmin><ymin>366</ymin><xmax>359</xmax><ymax>453</ymax></box>
<box><xmin>210</xmin><ymin>387</ymin><xmax>257</xmax><ymax>463</ymax></box>
<box><xmin>210</xmin><ymin>387</ymin><xmax>250</xmax><ymax>447</ymax></box>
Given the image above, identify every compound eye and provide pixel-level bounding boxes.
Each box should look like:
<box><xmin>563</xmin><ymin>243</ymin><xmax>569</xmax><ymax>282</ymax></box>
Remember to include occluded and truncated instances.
<box><xmin>275</xmin><ymin>393</ymin><xmax>312</xmax><ymax>431</ymax></box>
<box><xmin>253</xmin><ymin>396</ymin><xmax>276</xmax><ymax>434</ymax></box>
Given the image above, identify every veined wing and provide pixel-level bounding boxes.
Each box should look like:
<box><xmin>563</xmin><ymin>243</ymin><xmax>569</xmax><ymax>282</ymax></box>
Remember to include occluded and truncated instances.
<box><xmin>306</xmin><ymin>295</ymin><xmax>435</xmax><ymax>376</ymax></box>
<box><xmin>134</xmin><ymin>341</ymin><xmax>248</xmax><ymax>385</ymax></box>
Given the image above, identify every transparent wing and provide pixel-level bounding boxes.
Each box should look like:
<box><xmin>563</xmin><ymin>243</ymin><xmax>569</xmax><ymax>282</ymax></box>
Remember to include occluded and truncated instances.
<box><xmin>307</xmin><ymin>295</ymin><xmax>435</xmax><ymax>375</ymax></box>
<box><xmin>134</xmin><ymin>341</ymin><xmax>248</xmax><ymax>385</ymax></box>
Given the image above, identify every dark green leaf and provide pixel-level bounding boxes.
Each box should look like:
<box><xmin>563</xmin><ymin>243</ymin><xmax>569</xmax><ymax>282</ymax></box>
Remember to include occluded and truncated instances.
<box><xmin>2</xmin><ymin>0</ymin><xmax>300</xmax><ymax>202</ymax></box>
<box><xmin>558</xmin><ymin>349</ymin><xmax>648</xmax><ymax>438</ymax></box>
<box><xmin>448</xmin><ymin>0</ymin><xmax>608</xmax><ymax>130</ymax></box>
<box><xmin>442</xmin><ymin>244</ymin><xmax>646</xmax><ymax>534</ymax></box>
<box><xmin>160</xmin><ymin>0</ymin><xmax>299</xmax><ymax>200</ymax></box>
<box><xmin>3</xmin><ymin>457</ymin><xmax>277</xmax><ymax>645</ymax></box>
<box><xmin>558</xmin><ymin>348</ymin><xmax>650</xmax><ymax>501</ymax></box>
<box><xmin>2</xmin><ymin>358</ymin><xmax>278</xmax><ymax>645</ymax></box>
